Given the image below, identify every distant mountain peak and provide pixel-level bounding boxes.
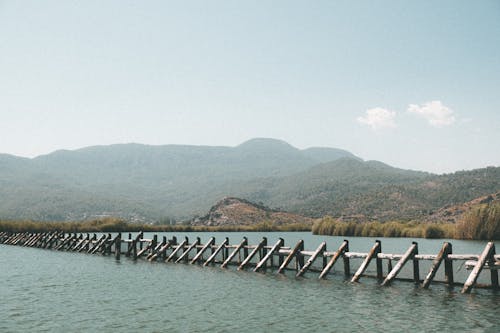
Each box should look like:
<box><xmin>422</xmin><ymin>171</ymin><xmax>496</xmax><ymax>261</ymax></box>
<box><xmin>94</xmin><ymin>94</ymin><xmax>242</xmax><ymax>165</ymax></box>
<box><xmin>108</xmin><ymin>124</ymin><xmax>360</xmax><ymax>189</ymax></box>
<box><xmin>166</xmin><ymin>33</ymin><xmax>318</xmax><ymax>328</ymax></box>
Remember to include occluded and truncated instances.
<box><xmin>236</xmin><ymin>138</ymin><xmax>297</xmax><ymax>151</ymax></box>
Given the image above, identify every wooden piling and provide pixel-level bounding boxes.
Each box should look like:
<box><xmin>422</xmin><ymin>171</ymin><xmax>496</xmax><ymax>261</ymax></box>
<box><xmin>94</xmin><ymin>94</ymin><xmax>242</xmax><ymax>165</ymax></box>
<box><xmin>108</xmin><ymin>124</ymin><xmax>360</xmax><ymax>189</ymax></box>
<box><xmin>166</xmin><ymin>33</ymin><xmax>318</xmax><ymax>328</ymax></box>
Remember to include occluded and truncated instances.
<box><xmin>204</xmin><ymin>237</ymin><xmax>229</xmax><ymax>266</ymax></box>
<box><xmin>278</xmin><ymin>239</ymin><xmax>304</xmax><ymax>274</ymax></box>
<box><xmin>319</xmin><ymin>240</ymin><xmax>348</xmax><ymax>279</ymax></box>
<box><xmin>176</xmin><ymin>237</ymin><xmax>200</xmax><ymax>263</ymax></box>
<box><xmin>422</xmin><ymin>242</ymin><xmax>450</xmax><ymax>289</ymax></box>
<box><xmin>221</xmin><ymin>237</ymin><xmax>247</xmax><ymax>268</ymax></box>
<box><xmin>166</xmin><ymin>237</ymin><xmax>188</xmax><ymax>262</ymax></box>
<box><xmin>351</xmin><ymin>240</ymin><xmax>381</xmax><ymax>283</ymax></box>
<box><xmin>382</xmin><ymin>242</ymin><xmax>418</xmax><ymax>286</ymax></box>
<box><xmin>190</xmin><ymin>237</ymin><xmax>215</xmax><ymax>264</ymax></box>
<box><xmin>254</xmin><ymin>238</ymin><xmax>284</xmax><ymax>272</ymax></box>
<box><xmin>296</xmin><ymin>242</ymin><xmax>326</xmax><ymax>278</ymax></box>
<box><xmin>238</xmin><ymin>237</ymin><xmax>267</xmax><ymax>270</ymax></box>
<box><xmin>462</xmin><ymin>242</ymin><xmax>496</xmax><ymax>293</ymax></box>
<box><xmin>114</xmin><ymin>233</ymin><xmax>121</xmax><ymax>260</ymax></box>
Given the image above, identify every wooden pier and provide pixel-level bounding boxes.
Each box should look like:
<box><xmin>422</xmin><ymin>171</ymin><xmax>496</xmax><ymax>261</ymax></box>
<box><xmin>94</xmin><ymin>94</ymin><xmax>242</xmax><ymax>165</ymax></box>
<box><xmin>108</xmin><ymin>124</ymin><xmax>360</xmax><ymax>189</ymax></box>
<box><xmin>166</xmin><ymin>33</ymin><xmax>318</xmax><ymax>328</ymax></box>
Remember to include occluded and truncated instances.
<box><xmin>1</xmin><ymin>231</ymin><xmax>498</xmax><ymax>293</ymax></box>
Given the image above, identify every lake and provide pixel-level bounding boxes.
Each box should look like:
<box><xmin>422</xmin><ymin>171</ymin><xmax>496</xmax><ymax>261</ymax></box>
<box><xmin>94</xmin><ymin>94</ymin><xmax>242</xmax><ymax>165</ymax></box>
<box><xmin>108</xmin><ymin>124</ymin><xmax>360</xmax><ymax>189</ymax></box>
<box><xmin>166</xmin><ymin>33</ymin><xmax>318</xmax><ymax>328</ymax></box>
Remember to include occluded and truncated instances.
<box><xmin>1</xmin><ymin>232</ymin><xmax>499</xmax><ymax>332</ymax></box>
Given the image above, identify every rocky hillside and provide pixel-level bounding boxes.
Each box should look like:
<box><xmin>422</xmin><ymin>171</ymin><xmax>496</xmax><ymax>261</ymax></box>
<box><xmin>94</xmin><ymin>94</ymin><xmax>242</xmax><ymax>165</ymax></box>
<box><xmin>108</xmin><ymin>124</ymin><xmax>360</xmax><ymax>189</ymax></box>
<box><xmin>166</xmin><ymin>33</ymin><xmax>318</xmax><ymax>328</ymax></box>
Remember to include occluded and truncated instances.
<box><xmin>424</xmin><ymin>192</ymin><xmax>500</xmax><ymax>224</ymax></box>
<box><xmin>191</xmin><ymin>197</ymin><xmax>314</xmax><ymax>226</ymax></box>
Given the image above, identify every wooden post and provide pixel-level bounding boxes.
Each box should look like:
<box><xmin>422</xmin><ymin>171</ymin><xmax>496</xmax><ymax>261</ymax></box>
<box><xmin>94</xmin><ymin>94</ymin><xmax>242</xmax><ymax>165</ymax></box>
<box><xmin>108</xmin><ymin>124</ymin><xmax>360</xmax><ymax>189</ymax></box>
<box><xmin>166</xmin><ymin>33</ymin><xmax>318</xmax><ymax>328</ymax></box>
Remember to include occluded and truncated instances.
<box><xmin>115</xmin><ymin>233</ymin><xmax>121</xmax><ymax>260</ymax></box>
<box><xmin>462</xmin><ymin>242</ymin><xmax>495</xmax><ymax>293</ymax></box>
<box><xmin>254</xmin><ymin>238</ymin><xmax>284</xmax><ymax>272</ymax></box>
<box><xmin>413</xmin><ymin>242</ymin><xmax>420</xmax><ymax>283</ymax></box>
<box><xmin>351</xmin><ymin>240</ymin><xmax>381</xmax><ymax>283</ymax></box>
<box><xmin>204</xmin><ymin>237</ymin><xmax>229</xmax><ymax>266</ymax></box>
<box><xmin>176</xmin><ymin>237</ymin><xmax>200</xmax><ymax>263</ymax></box>
<box><xmin>297</xmin><ymin>241</ymin><xmax>305</xmax><ymax>271</ymax></box>
<box><xmin>166</xmin><ymin>237</ymin><xmax>188</xmax><ymax>262</ymax></box>
<box><xmin>343</xmin><ymin>241</ymin><xmax>350</xmax><ymax>277</ymax></box>
<box><xmin>238</xmin><ymin>237</ymin><xmax>267</xmax><ymax>270</ymax></box>
<box><xmin>319</xmin><ymin>240</ymin><xmax>348</xmax><ymax>279</ymax></box>
<box><xmin>190</xmin><ymin>237</ymin><xmax>215</xmax><ymax>264</ymax></box>
<box><xmin>132</xmin><ymin>239</ymin><xmax>137</xmax><ymax>260</ymax></box>
<box><xmin>444</xmin><ymin>243</ymin><xmax>454</xmax><ymax>286</ymax></box>
<box><xmin>489</xmin><ymin>244</ymin><xmax>498</xmax><ymax>290</ymax></box>
<box><xmin>278</xmin><ymin>240</ymin><xmax>304</xmax><ymax>274</ymax></box>
<box><xmin>260</xmin><ymin>238</ymin><xmax>268</xmax><ymax>268</ymax></box>
<box><xmin>422</xmin><ymin>242</ymin><xmax>450</xmax><ymax>288</ymax></box>
<box><xmin>221</xmin><ymin>237</ymin><xmax>247</xmax><ymax>268</ymax></box>
<box><xmin>376</xmin><ymin>241</ymin><xmax>383</xmax><ymax>280</ymax></box>
<box><xmin>296</xmin><ymin>242</ymin><xmax>326</xmax><ymax>277</ymax></box>
<box><xmin>382</xmin><ymin>242</ymin><xmax>418</xmax><ymax>286</ymax></box>
<box><xmin>148</xmin><ymin>240</ymin><xmax>173</xmax><ymax>261</ymax></box>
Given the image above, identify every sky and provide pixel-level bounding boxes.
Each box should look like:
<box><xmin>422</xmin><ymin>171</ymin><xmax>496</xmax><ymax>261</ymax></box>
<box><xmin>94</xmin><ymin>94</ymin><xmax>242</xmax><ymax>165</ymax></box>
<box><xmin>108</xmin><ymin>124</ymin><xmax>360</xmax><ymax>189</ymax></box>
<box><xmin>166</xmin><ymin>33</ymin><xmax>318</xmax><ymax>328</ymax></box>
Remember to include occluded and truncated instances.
<box><xmin>0</xmin><ymin>0</ymin><xmax>499</xmax><ymax>174</ymax></box>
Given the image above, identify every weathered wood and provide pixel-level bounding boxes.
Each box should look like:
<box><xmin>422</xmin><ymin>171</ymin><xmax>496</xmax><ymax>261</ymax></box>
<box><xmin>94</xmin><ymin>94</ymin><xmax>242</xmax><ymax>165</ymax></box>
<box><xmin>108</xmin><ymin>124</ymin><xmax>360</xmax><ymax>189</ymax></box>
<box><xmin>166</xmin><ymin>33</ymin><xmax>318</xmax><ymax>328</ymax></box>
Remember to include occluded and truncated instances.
<box><xmin>278</xmin><ymin>239</ymin><xmax>304</xmax><ymax>274</ymax></box>
<box><xmin>238</xmin><ymin>237</ymin><xmax>267</xmax><ymax>270</ymax></box>
<box><xmin>296</xmin><ymin>242</ymin><xmax>326</xmax><ymax>277</ymax></box>
<box><xmin>148</xmin><ymin>239</ymin><xmax>173</xmax><ymax>261</ymax></box>
<box><xmin>190</xmin><ymin>237</ymin><xmax>215</xmax><ymax>264</ymax></box>
<box><xmin>319</xmin><ymin>240</ymin><xmax>349</xmax><ymax>279</ymax></box>
<box><xmin>204</xmin><ymin>237</ymin><xmax>229</xmax><ymax>266</ymax></box>
<box><xmin>489</xmin><ymin>245</ymin><xmax>498</xmax><ymax>290</ymax></box>
<box><xmin>176</xmin><ymin>237</ymin><xmax>200</xmax><ymax>263</ymax></box>
<box><xmin>136</xmin><ymin>242</ymin><xmax>152</xmax><ymax>258</ymax></box>
<box><xmin>422</xmin><ymin>242</ymin><xmax>450</xmax><ymax>288</ymax></box>
<box><xmin>221</xmin><ymin>237</ymin><xmax>247</xmax><ymax>268</ymax></box>
<box><xmin>126</xmin><ymin>232</ymin><xmax>143</xmax><ymax>257</ymax></box>
<box><xmin>166</xmin><ymin>238</ymin><xmax>188</xmax><ymax>262</ymax></box>
<box><xmin>114</xmin><ymin>233</ymin><xmax>121</xmax><ymax>260</ymax></box>
<box><xmin>412</xmin><ymin>242</ymin><xmax>420</xmax><ymax>283</ymax></box>
<box><xmin>462</xmin><ymin>242</ymin><xmax>496</xmax><ymax>293</ymax></box>
<box><xmin>351</xmin><ymin>241</ymin><xmax>381</xmax><ymax>283</ymax></box>
<box><xmin>254</xmin><ymin>238</ymin><xmax>284</xmax><ymax>272</ymax></box>
<box><xmin>382</xmin><ymin>242</ymin><xmax>418</xmax><ymax>286</ymax></box>
<box><xmin>88</xmin><ymin>235</ymin><xmax>106</xmax><ymax>254</ymax></box>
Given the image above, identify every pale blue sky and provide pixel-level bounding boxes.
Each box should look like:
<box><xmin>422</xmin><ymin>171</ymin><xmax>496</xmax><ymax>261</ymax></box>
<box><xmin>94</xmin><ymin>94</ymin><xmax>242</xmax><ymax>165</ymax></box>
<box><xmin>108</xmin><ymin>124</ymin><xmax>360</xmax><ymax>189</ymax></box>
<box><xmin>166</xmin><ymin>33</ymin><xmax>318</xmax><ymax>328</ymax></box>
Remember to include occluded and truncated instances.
<box><xmin>1</xmin><ymin>0</ymin><xmax>499</xmax><ymax>173</ymax></box>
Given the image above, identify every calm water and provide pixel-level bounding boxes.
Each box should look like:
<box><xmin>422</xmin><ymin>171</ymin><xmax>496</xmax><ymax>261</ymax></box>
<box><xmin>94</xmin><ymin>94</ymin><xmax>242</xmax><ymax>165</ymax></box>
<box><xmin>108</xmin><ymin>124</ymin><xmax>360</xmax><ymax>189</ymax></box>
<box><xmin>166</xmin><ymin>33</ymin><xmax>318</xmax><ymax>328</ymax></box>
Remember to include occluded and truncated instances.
<box><xmin>1</xmin><ymin>232</ymin><xmax>499</xmax><ymax>332</ymax></box>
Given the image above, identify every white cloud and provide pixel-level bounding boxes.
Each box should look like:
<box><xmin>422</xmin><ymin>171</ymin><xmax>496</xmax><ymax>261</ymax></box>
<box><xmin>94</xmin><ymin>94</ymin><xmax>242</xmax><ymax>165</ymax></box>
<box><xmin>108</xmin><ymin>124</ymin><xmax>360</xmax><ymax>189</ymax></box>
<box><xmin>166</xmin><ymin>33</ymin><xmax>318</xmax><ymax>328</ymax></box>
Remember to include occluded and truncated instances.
<box><xmin>357</xmin><ymin>107</ymin><xmax>397</xmax><ymax>130</ymax></box>
<box><xmin>407</xmin><ymin>101</ymin><xmax>455</xmax><ymax>127</ymax></box>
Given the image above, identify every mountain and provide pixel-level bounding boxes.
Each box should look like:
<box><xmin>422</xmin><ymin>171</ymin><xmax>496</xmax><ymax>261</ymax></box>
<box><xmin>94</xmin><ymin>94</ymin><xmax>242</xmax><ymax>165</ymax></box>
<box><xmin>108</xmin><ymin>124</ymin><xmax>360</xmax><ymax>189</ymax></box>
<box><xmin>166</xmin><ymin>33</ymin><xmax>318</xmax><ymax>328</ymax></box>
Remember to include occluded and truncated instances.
<box><xmin>191</xmin><ymin>197</ymin><xmax>314</xmax><ymax>226</ymax></box>
<box><xmin>0</xmin><ymin>138</ymin><xmax>359</xmax><ymax>221</ymax></box>
<box><xmin>1</xmin><ymin>139</ymin><xmax>499</xmax><ymax>222</ymax></box>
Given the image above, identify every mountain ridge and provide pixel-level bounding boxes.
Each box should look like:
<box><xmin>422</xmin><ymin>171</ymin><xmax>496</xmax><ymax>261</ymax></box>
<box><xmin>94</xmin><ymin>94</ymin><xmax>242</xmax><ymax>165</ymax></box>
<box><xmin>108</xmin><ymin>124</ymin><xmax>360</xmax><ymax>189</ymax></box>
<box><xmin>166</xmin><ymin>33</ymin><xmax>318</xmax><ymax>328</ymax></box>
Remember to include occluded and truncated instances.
<box><xmin>1</xmin><ymin>138</ymin><xmax>499</xmax><ymax>222</ymax></box>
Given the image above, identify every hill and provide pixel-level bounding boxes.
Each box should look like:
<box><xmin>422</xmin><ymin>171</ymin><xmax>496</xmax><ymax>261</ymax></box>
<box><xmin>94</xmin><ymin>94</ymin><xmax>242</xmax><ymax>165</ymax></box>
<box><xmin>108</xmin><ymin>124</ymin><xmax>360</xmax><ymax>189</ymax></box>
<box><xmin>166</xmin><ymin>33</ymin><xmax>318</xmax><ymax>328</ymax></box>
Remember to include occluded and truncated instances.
<box><xmin>0</xmin><ymin>138</ymin><xmax>358</xmax><ymax>221</ymax></box>
<box><xmin>191</xmin><ymin>197</ymin><xmax>314</xmax><ymax>226</ymax></box>
<box><xmin>1</xmin><ymin>139</ymin><xmax>499</xmax><ymax>223</ymax></box>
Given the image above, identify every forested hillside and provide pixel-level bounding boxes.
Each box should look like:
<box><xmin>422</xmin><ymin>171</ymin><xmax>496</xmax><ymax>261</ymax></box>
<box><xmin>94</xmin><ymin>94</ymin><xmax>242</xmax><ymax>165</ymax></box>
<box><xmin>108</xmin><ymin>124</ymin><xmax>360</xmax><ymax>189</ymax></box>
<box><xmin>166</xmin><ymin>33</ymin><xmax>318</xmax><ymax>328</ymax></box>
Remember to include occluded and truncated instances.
<box><xmin>0</xmin><ymin>139</ymin><xmax>499</xmax><ymax>222</ymax></box>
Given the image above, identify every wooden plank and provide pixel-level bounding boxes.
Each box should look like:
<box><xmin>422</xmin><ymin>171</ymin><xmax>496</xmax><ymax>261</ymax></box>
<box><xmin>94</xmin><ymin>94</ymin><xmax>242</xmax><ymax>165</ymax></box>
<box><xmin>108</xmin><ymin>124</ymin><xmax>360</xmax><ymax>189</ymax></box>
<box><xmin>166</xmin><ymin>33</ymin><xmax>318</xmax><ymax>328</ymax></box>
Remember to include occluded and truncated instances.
<box><xmin>221</xmin><ymin>237</ymin><xmax>247</xmax><ymax>268</ymax></box>
<box><xmin>176</xmin><ymin>237</ymin><xmax>200</xmax><ymax>263</ymax></box>
<box><xmin>238</xmin><ymin>237</ymin><xmax>267</xmax><ymax>270</ymax></box>
<box><xmin>319</xmin><ymin>240</ymin><xmax>348</xmax><ymax>279</ymax></box>
<box><xmin>190</xmin><ymin>237</ymin><xmax>215</xmax><ymax>264</ymax></box>
<box><xmin>166</xmin><ymin>238</ymin><xmax>188</xmax><ymax>262</ymax></box>
<box><xmin>422</xmin><ymin>242</ymin><xmax>451</xmax><ymax>289</ymax></box>
<box><xmin>296</xmin><ymin>241</ymin><xmax>326</xmax><ymax>277</ymax></box>
<box><xmin>136</xmin><ymin>242</ymin><xmax>152</xmax><ymax>258</ymax></box>
<box><xmin>254</xmin><ymin>238</ymin><xmax>284</xmax><ymax>272</ymax></box>
<box><xmin>88</xmin><ymin>235</ymin><xmax>106</xmax><ymax>254</ymax></box>
<box><xmin>462</xmin><ymin>242</ymin><xmax>495</xmax><ymax>293</ymax></box>
<box><xmin>204</xmin><ymin>237</ymin><xmax>229</xmax><ymax>266</ymax></box>
<box><xmin>278</xmin><ymin>240</ymin><xmax>304</xmax><ymax>274</ymax></box>
<box><xmin>148</xmin><ymin>239</ymin><xmax>174</xmax><ymax>261</ymax></box>
<box><xmin>382</xmin><ymin>242</ymin><xmax>418</xmax><ymax>286</ymax></box>
<box><xmin>351</xmin><ymin>240</ymin><xmax>381</xmax><ymax>283</ymax></box>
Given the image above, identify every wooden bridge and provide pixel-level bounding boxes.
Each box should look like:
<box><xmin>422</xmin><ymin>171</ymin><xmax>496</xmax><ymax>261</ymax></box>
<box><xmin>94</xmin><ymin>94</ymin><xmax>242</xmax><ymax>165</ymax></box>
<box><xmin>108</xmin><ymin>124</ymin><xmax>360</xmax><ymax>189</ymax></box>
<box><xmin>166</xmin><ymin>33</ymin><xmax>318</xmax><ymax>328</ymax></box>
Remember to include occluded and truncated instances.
<box><xmin>1</xmin><ymin>231</ymin><xmax>498</xmax><ymax>293</ymax></box>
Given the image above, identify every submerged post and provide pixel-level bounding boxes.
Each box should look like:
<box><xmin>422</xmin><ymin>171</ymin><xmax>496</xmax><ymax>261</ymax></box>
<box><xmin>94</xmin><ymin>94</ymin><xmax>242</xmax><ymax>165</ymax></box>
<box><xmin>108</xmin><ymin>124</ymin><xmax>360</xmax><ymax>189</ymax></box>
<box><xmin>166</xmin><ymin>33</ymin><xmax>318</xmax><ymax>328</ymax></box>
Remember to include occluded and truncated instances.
<box><xmin>462</xmin><ymin>242</ymin><xmax>495</xmax><ymax>293</ymax></box>
<box><xmin>115</xmin><ymin>233</ymin><xmax>121</xmax><ymax>260</ymax></box>
<box><xmin>351</xmin><ymin>240</ymin><xmax>381</xmax><ymax>283</ymax></box>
